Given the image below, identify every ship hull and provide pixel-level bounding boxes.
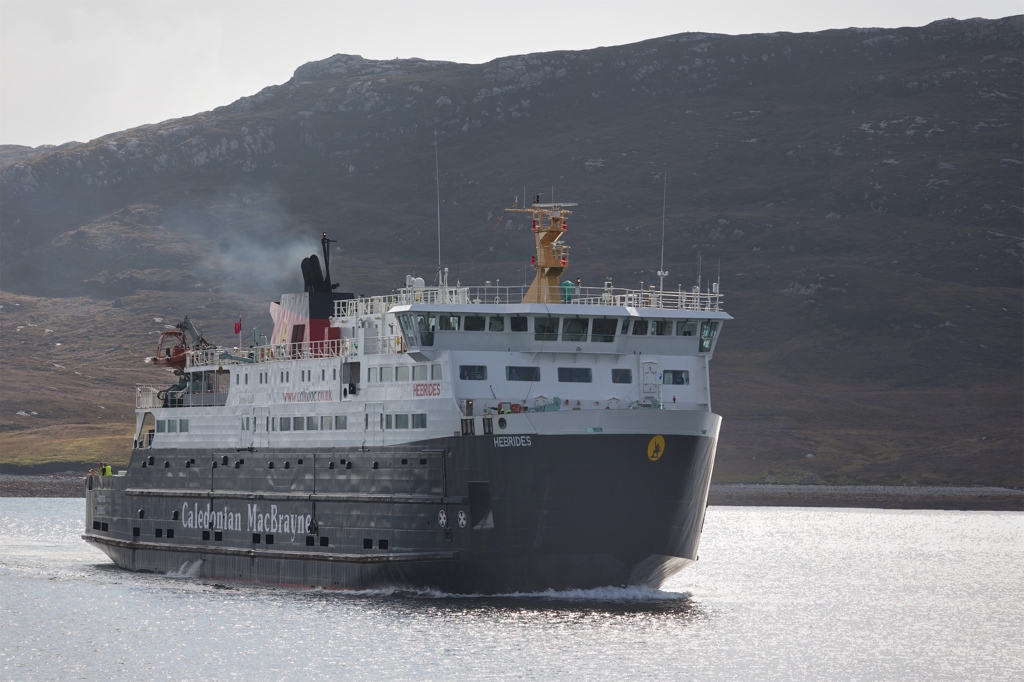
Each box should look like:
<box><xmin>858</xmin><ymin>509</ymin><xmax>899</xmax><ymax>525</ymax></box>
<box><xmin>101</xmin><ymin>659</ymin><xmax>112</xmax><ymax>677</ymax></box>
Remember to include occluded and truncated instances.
<box><xmin>84</xmin><ymin>413</ymin><xmax>719</xmax><ymax>594</ymax></box>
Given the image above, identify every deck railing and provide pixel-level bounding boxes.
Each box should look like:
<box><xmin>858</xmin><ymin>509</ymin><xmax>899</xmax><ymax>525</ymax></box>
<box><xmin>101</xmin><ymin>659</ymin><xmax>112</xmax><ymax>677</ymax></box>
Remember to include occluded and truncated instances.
<box><xmin>333</xmin><ymin>284</ymin><xmax>722</xmax><ymax>318</ymax></box>
<box><xmin>172</xmin><ymin>338</ymin><xmax>360</xmax><ymax>370</ymax></box>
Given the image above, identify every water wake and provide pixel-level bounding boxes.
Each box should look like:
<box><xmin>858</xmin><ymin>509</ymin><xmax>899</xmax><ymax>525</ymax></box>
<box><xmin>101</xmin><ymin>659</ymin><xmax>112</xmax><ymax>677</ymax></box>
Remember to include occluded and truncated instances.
<box><xmin>165</xmin><ymin>559</ymin><xmax>203</xmax><ymax>579</ymax></box>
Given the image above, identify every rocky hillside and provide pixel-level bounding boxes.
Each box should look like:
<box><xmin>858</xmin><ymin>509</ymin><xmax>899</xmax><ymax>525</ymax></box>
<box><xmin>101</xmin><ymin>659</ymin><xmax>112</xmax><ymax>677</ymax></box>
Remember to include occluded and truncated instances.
<box><xmin>1</xmin><ymin>17</ymin><xmax>1021</xmax><ymax>484</ymax></box>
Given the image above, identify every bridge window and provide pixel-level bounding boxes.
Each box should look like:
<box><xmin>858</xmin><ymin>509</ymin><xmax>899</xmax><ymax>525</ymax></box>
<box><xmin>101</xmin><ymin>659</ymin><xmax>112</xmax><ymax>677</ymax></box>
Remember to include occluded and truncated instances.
<box><xmin>464</xmin><ymin>315</ymin><xmax>486</xmax><ymax>331</ymax></box>
<box><xmin>507</xmin><ymin>366</ymin><xmax>540</xmax><ymax>382</ymax></box>
<box><xmin>653</xmin><ymin>320</ymin><xmax>671</xmax><ymax>336</ymax></box>
<box><xmin>489</xmin><ymin>316</ymin><xmax>505</xmax><ymax>332</ymax></box>
<box><xmin>677</xmin><ymin>321</ymin><xmax>697</xmax><ymax>337</ymax></box>
<box><xmin>398</xmin><ymin>314</ymin><xmax>417</xmax><ymax>345</ymax></box>
<box><xmin>558</xmin><ymin>368</ymin><xmax>592</xmax><ymax>383</ymax></box>
<box><xmin>418</xmin><ymin>314</ymin><xmax>434</xmax><ymax>346</ymax></box>
<box><xmin>562</xmin><ymin>318</ymin><xmax>588</xmax><ymax>342</ymax></box>
<box><xmin>632</xmin><ymin>320</ymin><xmax>649</xmax><ymax>336</ymax></box>
<box><xmin>699</xmin><ymin>321</ymin><xmax>719</xmax><ymax>352</ymax></box>
<box><xmin>459</xmin><ymin>365</ymin><xmax>488</xmax><ymax>381</ymax></box>
<box><xmin>438</xmin><ymin>314</ymin><xmax>460</xmax><ymax>331</ymax></box>
<box><xmin>612</xmin><ymin>369</ymin><xmax>632</xmax><ymax>384</ymax></box>
<box><xmin>664</xmin><ymin>370</ymin><xmax>690</xmax><ymax>385</ymax></box>
<box><xmin>535</xmin><ymin>316</ymin><xmax>559</xmax><ymax>341</ymax></box>
<box><xmin>591</xmin><ymin>319</ymin><xmax>617</xmax><ymax>343</ymax></box>
<box><xmin>510</xmin><ymin>316</ymin><xmax>528</xmax><ymax>332</ymax></box>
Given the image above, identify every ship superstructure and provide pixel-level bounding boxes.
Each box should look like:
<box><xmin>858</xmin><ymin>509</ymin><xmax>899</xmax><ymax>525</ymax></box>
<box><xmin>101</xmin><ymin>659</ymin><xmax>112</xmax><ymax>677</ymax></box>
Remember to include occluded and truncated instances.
<box><xmin>84</xmin><ymin>201</ymin><xmax>730</xmax><ymax>593</ymax></box>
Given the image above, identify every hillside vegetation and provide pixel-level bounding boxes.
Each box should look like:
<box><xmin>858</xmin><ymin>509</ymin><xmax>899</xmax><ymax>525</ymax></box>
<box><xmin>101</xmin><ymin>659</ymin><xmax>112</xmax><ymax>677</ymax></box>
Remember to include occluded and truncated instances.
<box><xmin>1</xmin><ymin>17</ymin><xmax>1021</xmax><ymax>484</ymax></box>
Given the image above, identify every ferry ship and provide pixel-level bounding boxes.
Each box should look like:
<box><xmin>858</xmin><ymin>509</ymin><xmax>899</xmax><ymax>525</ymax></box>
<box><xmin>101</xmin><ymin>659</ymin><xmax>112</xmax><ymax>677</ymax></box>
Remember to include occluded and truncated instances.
<box><xmin>84</xmin><ymin>201</ymin><xmax>730</xmax><ymax>593</ymax></box>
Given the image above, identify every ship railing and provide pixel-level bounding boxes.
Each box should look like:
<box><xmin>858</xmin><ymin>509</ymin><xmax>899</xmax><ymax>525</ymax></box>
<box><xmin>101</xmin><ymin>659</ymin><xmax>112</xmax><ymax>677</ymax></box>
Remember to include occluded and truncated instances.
<box><xmin>136</xmin><ymin>386</ymin><xmax>162</xmax><ymax>409</ymax></box>
<box><xmin>184</xmin><ymin>338</ymin><xmax>360</xmax><ymax>368</ymax></box>
<box><xmin>332</xmin><ymin>285</ymin><xmax>722</xmax><ymax>317</ymax></box>
<box><xmin>136</xmin><ymin>384</ymin><xmax>230</xmax><ymax>408</ymax></box>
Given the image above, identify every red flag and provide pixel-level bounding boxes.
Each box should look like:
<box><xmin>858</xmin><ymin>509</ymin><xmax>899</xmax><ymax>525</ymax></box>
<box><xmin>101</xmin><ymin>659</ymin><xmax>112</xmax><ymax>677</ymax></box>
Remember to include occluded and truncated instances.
<box><xmin>234</xmin><ymin>316</ymin><xmax>241</xmax><ymax>335</ymax></box>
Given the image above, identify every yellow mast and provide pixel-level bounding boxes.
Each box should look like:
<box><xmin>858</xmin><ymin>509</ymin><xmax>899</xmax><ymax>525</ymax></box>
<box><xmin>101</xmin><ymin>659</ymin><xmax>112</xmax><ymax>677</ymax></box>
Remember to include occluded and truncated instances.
<box><xmin>506</xmin><ymin>201</ymin><xmax>577</xmax><ymax>303</ymax></box>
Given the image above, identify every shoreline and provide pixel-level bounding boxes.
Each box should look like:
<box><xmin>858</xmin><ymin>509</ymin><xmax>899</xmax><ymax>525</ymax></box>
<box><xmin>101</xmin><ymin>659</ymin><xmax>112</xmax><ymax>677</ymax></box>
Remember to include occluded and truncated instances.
<box><xmin>0</xmin><ymin>474</ymin><xmax>1020</xmax><ymax>511</ymax></box>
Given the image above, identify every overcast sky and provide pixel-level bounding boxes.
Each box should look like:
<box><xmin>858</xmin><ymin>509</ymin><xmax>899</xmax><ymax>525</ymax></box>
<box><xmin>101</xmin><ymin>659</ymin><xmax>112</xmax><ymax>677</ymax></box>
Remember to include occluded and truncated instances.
<box><xmin>1</xmin><ymin>0</ymin><xmax>1019</xmax><ymax>147</ymax></box>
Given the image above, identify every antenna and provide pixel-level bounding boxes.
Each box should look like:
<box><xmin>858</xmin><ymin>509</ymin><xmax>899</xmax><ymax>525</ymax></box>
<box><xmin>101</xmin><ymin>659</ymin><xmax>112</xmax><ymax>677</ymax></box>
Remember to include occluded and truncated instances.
<box><xmin>434</xmin><ymin>131</ymin><xmax>442</xmax><ymax>285</ymax></box>
<box><xmin>657</xmin><ymin>173</ymin><xmax>668</xmax><ymax>294</ymax></box>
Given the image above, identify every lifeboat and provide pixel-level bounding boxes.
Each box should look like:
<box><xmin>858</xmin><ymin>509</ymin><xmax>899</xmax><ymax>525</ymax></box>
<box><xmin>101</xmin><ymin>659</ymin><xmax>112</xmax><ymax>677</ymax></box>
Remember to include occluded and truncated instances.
<box><xmin>149</xmin><ymin>330</ymin><xmax>188</xmax><ymax>369</ymax></box>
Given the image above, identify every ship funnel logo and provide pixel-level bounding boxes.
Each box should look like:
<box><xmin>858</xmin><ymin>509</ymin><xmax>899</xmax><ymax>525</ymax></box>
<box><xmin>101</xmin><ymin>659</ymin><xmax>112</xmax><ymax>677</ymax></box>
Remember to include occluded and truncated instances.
<box><xmin>647</xmin><ymin>435</ymin><xmax>666</xmax><ymax>462</ymax></box>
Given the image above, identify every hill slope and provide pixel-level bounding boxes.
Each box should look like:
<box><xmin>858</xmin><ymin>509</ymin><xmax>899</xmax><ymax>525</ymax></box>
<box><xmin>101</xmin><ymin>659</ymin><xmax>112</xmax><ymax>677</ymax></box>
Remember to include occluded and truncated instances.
<box><xmin>1</xmin><ymin>17</ymin><xmax>1021</xmax><ymax>484</ymax></box>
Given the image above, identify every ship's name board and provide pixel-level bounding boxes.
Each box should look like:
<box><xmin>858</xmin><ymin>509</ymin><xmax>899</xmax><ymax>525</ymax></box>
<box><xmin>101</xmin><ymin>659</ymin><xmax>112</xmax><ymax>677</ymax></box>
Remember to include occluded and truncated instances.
<box><xmin>180</xmin><ymin>502</ymin><xmax>312</xmax><ymax>540</ymax></box>
<box><xmin>282</xmin><ymin>389</ymin><xmax>333</xmax><ymax>403</ymax></box>
<box><xmin>494</xmin><ymin>435</ymin><xmax>532</xmax><ymax>448</ymax></box>
<box><xmin>412</xmin><ymin>382</ymin><xmax>442</xmax><ymax>397</ymax></box>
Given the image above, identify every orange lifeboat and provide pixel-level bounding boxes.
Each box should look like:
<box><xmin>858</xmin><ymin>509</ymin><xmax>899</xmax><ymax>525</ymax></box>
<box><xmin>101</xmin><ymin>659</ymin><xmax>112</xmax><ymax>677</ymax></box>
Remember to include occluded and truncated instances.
<box><xmin>149</xmin><ymin>330</ymin><xmax>188</xmax><ymax>369</ymax></box>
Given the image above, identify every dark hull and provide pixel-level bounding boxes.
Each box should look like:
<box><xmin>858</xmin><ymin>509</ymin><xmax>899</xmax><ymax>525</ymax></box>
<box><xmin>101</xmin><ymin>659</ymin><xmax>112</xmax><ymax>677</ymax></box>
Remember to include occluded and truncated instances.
<box><xmin>84</xmin><ymin>428</ymin><xmax>718</xmax><ymax>593</ymax></box>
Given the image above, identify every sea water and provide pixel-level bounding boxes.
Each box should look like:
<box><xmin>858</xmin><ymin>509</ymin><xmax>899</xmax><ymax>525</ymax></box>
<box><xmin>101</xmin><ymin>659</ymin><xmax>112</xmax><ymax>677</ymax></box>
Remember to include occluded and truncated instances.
<box><xmin>1</xmin><ymin>498</ymin><xmax>1020</xmax><ymax>681</ymax></box>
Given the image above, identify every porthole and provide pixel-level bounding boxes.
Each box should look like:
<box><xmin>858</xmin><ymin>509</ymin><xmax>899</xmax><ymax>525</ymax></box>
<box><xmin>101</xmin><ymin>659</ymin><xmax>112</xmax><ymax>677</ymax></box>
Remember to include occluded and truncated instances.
<box><xmin>498</xmin><ymin>418</ymin><xmax>507</xmax><ymax>429</ymax></box>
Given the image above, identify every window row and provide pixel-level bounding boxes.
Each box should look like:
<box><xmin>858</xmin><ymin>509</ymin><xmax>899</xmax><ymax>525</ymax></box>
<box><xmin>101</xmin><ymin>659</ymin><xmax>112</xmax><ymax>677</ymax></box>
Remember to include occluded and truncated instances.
<box><xmin>367</xmin><ymin>364</ymin><xmax>442</xmax><ymax>383</ymax></box>
<box><xmin>156</xmin><ymin>418</ymin><xmax>190</xmax><ymax>433</ymax></box>
<box><xmin>236</xmin><ymin>368</ymin><xmax>341</xmax><ymax>386</ymax></box>
<box><xmin>238</xmin><ymin>414</ymin><xmax>430</xmax><ymax>432</ymax></box>
<box><xmin>259</xmin><ymin>415</ymin><xmax>349</xmax><ymax>432</ymax></box>
<box><xmin>398</xmin><ymin>312</ymin><xmax>719</xmax><ymax>347</ymax></box>
<box><xmin>458</xmin><ymin>366</ymin><xmax>690</xmax><ymax>385</ymax></box>
<box><xmin>381</xmin><ymin>413</ymin><xmax>429</xmax><ymax>430</ymax></box>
